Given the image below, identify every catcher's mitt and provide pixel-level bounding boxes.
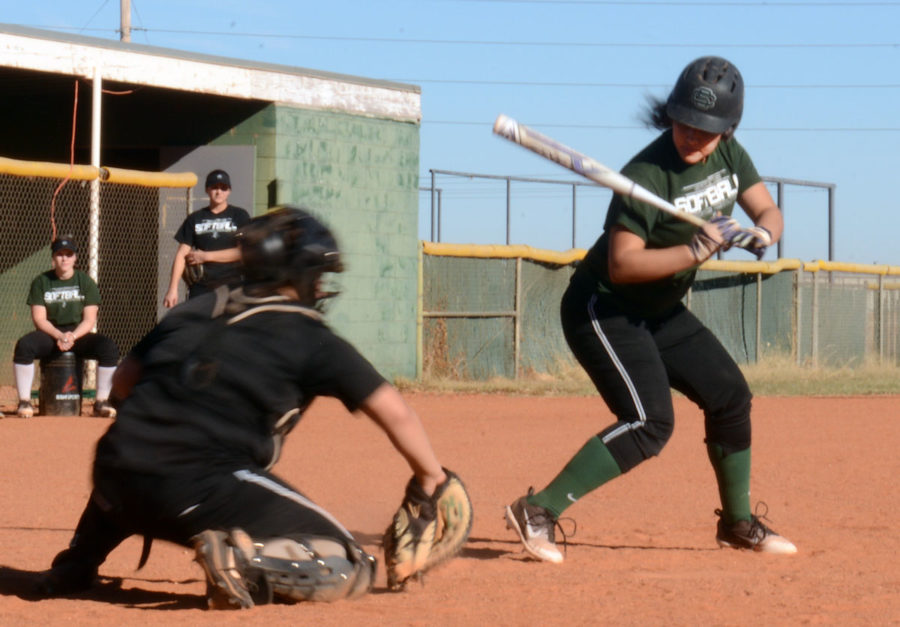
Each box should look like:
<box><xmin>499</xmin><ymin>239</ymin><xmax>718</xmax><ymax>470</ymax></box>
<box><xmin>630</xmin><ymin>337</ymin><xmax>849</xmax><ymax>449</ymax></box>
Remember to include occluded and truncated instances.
<box><xmin>383</xmin><ymin>468</ymin><xmax>473</xmax><ymax>591</ymax></box>
<box><xmin>383</xmin><ymin>475</ymin><xmax>437</xmax><ymax>591</ymax></box>
<box><xmin>183</xmin><ymin>262</ymin><xmax>205</xmax><ymax>287</ymax></box>
<box><xmin>426</xmin><ymin>469</ymin><xmax>473</xmax><ymax>571</ymax></box>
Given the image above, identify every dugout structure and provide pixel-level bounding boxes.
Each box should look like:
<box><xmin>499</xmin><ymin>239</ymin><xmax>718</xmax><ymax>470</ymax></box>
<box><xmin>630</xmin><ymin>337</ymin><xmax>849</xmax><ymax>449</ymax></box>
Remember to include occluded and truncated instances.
<box><xmin>420</xmin><ymin>243</ymin><xmax>900</xmax><ymax>379</ymax></box>
<box><xmin>1</xmin><ymin>24</ymin><xmax>423</xmax><ymax>381</ymax></box>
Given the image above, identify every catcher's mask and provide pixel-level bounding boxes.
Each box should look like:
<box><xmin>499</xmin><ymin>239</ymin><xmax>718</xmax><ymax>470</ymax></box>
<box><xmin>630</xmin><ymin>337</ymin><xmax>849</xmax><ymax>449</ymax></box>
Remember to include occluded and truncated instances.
<box><xmin>666</xmin><ymin>56</ymin><xmax>744</xmax><ymax>137</ymax></box>
<box><xmin>237</xmin><ymin>206</ymin><xmax>343</xmax><ymax>307</ymax></box>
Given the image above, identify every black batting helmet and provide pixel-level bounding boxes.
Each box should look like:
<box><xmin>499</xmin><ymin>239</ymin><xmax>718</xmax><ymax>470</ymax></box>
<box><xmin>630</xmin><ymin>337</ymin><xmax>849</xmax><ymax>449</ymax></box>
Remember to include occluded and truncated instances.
<box><xmin>237</xmin><ymin>206</ymin><xmax>343</xmax><ymax>304</ymax></box>
<box><xmin>666</xmin><ymin>56</ymin><xmax>744</xmax><ymax>136</ymax></box>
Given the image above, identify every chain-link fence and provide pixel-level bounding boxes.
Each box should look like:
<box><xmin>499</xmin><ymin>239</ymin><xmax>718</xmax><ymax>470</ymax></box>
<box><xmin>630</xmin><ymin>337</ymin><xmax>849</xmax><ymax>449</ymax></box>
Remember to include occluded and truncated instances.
<box><xmin>420</xmin><ymin>244</ymin><xmax>900</xmax><ymax>379</ymax></box>
<box><xmin>0</xmin><ymin>156</ymin><xmax>195</xmax><ymax>389</ymax></box>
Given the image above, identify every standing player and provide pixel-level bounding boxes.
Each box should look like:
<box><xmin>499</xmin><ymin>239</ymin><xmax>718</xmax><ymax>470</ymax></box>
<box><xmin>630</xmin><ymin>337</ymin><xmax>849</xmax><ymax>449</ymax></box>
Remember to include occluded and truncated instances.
<box><xmin>36</xmin><ymin>207</ymin><xmax>457</xmax><ymax>608</ymax></box>
<box><xmin>163</xmin><ymin>169</ymin><xmax>251</xmax><ymax>307</ymax></box>
<box><xmin>11</xmin><ymin>236</ymin><xmax>119</xmax><ymax>418</ymax></box>
<box><xmin>505</xmin><ymin>56</ymin><xmax>796</xmax><ymax>563</ymax></box>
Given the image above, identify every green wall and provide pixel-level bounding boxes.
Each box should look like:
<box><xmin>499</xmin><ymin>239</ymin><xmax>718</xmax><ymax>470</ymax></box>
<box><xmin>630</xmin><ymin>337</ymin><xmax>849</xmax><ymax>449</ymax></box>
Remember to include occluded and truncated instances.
<box><xmin>212</xmin><ymin>104</ymin><xmax>421</xmax><ymax>379</ymax></box>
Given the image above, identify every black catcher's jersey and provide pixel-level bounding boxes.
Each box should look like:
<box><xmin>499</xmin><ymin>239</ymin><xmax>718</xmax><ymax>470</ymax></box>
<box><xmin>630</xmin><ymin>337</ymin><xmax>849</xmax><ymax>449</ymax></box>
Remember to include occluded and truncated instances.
<box><xmin>94</xmin><ymin>290</ymin><xmax>386</xmax><ymax>474</ymax></box>
<box><xmin>175</xmin><ymin>205</ymin><xmax>251</xmax><ymax>287</ymax></box>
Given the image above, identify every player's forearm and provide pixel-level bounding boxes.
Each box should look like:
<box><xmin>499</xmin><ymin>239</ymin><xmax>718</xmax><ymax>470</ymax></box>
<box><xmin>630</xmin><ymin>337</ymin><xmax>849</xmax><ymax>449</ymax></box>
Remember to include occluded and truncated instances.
<box><xmin>167</xmin><ymin>255</ymin><xmax>187</xmax><ymax>291</ymax></box>
<box><xmin>191</xmin><ymin>247</ymin><xmax>241</xmax><ymax>264</ymax></box>
<box><xmin>360</xmin><ymin>384</ymin><xmax>446</xmax><ymax>493</ymax></box>
<box><xmin>70</xmin><ymin>319</ymin><xmax>96</xmax><ymax>340</ymax></box>
<box><xmin>35</xmin><ymin>319</ymin><xmax>64</xmax><ymax>340</ymax></box>
<box><xmin>608</xmin><ymin>245</ymin><xmax>698</xmax><ymax>284</ymax></box>
<box><xmin>751</xmin><ymin>206</ymin><xmax>783</xmax><ymax>243</ymax></box>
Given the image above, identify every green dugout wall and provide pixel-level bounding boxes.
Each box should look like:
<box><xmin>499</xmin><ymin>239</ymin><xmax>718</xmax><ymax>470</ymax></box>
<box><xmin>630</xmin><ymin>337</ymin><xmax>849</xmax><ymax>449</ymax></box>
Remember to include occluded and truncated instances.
<box><xmin>212</xmin><ymin>105</ymin><xmax>421</xmax><ymax>379</ymax></box>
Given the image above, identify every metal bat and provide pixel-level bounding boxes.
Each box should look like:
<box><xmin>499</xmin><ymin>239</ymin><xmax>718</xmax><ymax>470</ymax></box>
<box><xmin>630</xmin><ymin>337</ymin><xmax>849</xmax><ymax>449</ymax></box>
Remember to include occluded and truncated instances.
<box><xmin>492</xmin><ymin>114</ymin><xmax>707</xmax><ymax>228</ymax></box>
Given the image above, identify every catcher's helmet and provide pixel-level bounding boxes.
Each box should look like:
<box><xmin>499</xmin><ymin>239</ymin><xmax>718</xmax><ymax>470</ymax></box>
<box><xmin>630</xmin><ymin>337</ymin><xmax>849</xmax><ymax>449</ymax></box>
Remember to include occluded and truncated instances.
<box><xmin>666</xmin><ymin>56</ymin><xmax>744</xmax><ymax>135</ymax></box>
<box><xmin>237</xmin><ymin>206</ymin><xmax>343</xmax><ymax>304</ymax></box>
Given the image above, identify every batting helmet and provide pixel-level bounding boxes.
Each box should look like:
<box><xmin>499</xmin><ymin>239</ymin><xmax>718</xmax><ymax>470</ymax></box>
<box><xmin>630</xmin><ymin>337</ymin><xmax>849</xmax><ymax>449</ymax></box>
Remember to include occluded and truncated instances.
<box><xmin>666</xmin><ymin>56</ymin><xmax>744</xmax><ymax>135</ymax></box>
<box><xmin>237</xmin><ymin>206</ymin><xmax>343</xmax><ymax>305</ymax></box>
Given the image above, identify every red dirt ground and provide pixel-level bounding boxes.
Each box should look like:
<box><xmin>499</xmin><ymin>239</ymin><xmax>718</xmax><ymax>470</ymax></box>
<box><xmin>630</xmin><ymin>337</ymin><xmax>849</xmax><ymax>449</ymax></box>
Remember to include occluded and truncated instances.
<box><xmin>1</xmin><ymin>394</ymin><xmax>898</xmax><ymax>626</ymax></box>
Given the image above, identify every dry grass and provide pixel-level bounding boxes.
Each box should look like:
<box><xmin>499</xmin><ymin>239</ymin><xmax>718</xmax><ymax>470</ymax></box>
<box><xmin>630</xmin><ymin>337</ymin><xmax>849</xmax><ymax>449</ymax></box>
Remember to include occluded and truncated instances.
<box><xmin>398</xmin><ymin>355</ymin><xmax>900</xmax><ymax>397</ymax></box>
<box><xmin>741</xmin><ymin>354</ymin><xmax>900</xmax><ymax>396</ymax></box>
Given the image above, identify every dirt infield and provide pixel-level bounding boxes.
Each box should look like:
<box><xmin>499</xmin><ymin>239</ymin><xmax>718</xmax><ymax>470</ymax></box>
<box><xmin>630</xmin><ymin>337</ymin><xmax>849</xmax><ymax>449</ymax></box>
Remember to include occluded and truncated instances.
<box><xmin>1</xmin><ymin>394</ymin><xmax>898</xmax><ymax>625</ymax></box>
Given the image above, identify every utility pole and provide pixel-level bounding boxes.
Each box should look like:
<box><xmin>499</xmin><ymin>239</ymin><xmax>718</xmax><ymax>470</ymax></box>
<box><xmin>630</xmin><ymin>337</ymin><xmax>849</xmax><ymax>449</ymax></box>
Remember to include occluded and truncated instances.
<box><xmin>120</xmin><ymin>0</ymin><xmax>131</xmax><ymax>42</ymax></box>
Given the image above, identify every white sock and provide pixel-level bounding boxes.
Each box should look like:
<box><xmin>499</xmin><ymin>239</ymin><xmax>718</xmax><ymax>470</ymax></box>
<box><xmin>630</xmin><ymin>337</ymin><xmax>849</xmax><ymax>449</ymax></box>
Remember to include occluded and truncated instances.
<box><xmin>96</xmin><ymin>366</ymin><xmax>117</xmax><ymax>402</ymax></box>
<box><xmin>14</xmin><ymin>363</ymin><xmax>35</xmax><ymax>402</ymax></box>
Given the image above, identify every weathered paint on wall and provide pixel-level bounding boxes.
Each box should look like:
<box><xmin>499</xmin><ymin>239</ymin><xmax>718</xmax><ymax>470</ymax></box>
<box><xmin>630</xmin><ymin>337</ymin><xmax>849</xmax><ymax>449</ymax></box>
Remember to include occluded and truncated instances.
<box><xmin>212</xmin><ymin>104</ymin><xmax>421</xmax><ymax>379</ymax></box>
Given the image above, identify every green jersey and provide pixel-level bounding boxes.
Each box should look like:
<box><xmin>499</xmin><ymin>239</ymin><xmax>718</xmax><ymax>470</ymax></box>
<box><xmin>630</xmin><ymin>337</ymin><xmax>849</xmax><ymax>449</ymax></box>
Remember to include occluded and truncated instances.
<box><xmin>579</xmin><ymin>130</ymin><xmax>762</xmax><ymax>318</ymax></box>
<box><xmin>27</xmin><ymin>269</ymin><xmax>101</xmax><ymax>327</ymax></box>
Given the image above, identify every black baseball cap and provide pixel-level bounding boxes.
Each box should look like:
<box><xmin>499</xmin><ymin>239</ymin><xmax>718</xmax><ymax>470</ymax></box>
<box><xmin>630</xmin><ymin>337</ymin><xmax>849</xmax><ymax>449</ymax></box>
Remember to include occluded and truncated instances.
<box><xmin>205</xmin><ymin>169</ymin><xmax>231</xmax><ymax>189</ymax></box>
<box><xmin>51</xmin><ymin>236</ymin><xmax>78</xmax><ymax>254</ymax></box>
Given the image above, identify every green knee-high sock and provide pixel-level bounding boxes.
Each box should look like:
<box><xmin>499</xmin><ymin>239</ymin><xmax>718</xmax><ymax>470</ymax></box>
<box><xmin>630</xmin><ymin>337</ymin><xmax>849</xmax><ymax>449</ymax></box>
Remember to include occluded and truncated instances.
<box><xmin>529</xmin><ymin>435</ymin><xmax>622</xmax><ymax>517</ymax></box>
<box><xmin>706</xmin><ymin>443</ymin><xmax>752</xmax><ymax>524</ymax></box>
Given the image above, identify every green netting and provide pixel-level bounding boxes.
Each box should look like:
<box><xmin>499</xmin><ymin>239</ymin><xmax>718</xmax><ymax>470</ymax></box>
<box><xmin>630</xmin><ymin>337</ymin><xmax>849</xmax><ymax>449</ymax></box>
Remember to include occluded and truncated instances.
<box><xmin>422</xmin><ymin>256</ymin><xmax>516</xmax><ymax>378</ymax></box>
<box><xmin>422</xmin><ymin>254</ymin><xmax>899</xmax><ymax>379</ymax></box>
<box><xmin>519</xmin><ymin>260</ymin><xmax>576</xmax><ymax>374</ymax></box>
<box><xmin>690</xmin><ymin>270</ymin><xmax>795</xmax><ymax>364</ymax></box>
<box><xmin>796</xmin><ymin>274</ymin><xmax>872</xmax><ymax>367</ymax></box>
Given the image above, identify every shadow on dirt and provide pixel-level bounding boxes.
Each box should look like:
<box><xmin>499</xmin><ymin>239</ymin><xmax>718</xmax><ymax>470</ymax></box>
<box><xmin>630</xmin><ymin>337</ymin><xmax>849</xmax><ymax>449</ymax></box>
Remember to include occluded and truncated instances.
<box><xmin>0</xmin><ymin>564</ymin><xmax>203</xmax><ymax>610</ymax></box>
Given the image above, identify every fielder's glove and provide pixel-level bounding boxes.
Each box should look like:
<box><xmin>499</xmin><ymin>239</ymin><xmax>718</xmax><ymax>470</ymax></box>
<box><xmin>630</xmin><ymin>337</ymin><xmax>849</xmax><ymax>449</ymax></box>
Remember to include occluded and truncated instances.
<box><xmin>383</xmin><ymin>475</ymin><xmax>438</xmax><ymax>591</ymax></box>
<box><xmin>729</xmin><ymin>225</ymin><xmax>772</xmax><ymax>260</ymax></box>
<box><xmin>425</xmin><ymin>469</ymin><xmax>473</xmax><ymax>572</ymax></box>
<box><xmin>183</xmin><ymin>262</ymin><xmax>205</xmax><ymax>287</ymax></box>
<box><xmin>383</xmin><ymin>468</ymin><xmax>473</xmax><ymax>591</ymax></box>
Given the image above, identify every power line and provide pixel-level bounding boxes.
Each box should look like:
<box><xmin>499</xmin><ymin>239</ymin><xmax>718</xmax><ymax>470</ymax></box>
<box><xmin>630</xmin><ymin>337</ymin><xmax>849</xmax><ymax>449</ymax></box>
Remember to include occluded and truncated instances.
<box><xmin>137</xmin><ymin>29</ymin><xmax>900</xmax><ymax>49</ymax></box>
<box><xmin>423</xmin><ymin>120</ymin><xmax>900</xmax><ymax>131</ymax></box>
<box><xmin>78</xmin><ymin>0</ymin><xmax>111</xmax><ymax>34</ymax></box>
<box><xmin>25</xmin><ymin>25</ymin><xmax>899</xmax><ymax>49</ymax></box>
<box><xmin>392</xmin><ymin>79</ymin><xmax>900</xmax><ymax>89</ymax></box>
<box><xmin>435</xmin><ymin>0</ymin><xmax>900</xmax><ymax>5</ymax></box>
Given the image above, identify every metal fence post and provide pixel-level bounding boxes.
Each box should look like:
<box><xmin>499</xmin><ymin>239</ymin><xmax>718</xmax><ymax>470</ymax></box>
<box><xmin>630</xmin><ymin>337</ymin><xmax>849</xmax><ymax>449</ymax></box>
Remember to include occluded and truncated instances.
<box><xmin>571</xmin><ymin>184</ymin><xmax>577</xmax><ymax>249</ymax></box>
<box><xmin>437</xmin><ymin>188</ymin><xmax>443</xmax><ymax>242</ymax></box>
<box><xmin>828</xmin><ymin>186</ymin><xmax>835</xmax><ymax>261</ymax></box>
<box><xmin>514</xmin><ymin>257</ymin><xmax>521</xmax><ymax>379</ymax></box>
<box><xmin>811</xmin><ymin>270</ymin><xmax>819</xmax><ymax>368</ymax></box>
<box><xmin>776</xmin><ymin>181</ymin><xmax>784</xmax><ymax>259</ymax></box>
<box><xmin>878</xmin><ymin>273</ymin><xmax>884</xmax><ymax>363</ymax></box>
<box><xmin>430</xmin><ymin>170</ymin><xmax>436</xmax><ymax>242</ymax></box>
<box><xmin>417</xmin><ymin>243</ymin><xmax>424</xmax><ymax>378</ymax></box>
<box><xmin>793</xmin><ymin>269</ymin><xmax>801</xmax><ymax>365</ymax></box>
<box><xmin>756</xmin><ymin>272</ymin><xmax>762</xmax><ymax>363</ymax></box>
<box><xmin>506</xmin><ymin>177</ymin><xmax>511</xmax><ymax>245</ymax></box>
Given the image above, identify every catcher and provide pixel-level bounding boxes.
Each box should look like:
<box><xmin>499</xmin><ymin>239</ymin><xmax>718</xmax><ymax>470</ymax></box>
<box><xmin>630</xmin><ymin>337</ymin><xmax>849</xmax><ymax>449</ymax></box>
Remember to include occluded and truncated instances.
<box><xmin>35</xmin><ymin>206</ymin><xmax>471</xmax><ymax>608</ymax></box>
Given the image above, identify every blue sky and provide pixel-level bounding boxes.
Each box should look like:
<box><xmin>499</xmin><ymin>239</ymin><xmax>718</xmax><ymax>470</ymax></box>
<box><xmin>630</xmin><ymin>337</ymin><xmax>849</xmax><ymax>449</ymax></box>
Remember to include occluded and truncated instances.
<box><xmin>5</xmin><ymin>0</ymin><xmax>900</xmax><ymax>264</ymax></box>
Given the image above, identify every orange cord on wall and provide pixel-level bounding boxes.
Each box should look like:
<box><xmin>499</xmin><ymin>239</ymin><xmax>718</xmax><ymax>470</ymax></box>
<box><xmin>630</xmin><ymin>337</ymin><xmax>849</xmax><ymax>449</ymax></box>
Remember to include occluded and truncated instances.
<box><xmin>49</xmin><ymin>79</ymin><xmax>80</xmax><ymax>243</ymax></box>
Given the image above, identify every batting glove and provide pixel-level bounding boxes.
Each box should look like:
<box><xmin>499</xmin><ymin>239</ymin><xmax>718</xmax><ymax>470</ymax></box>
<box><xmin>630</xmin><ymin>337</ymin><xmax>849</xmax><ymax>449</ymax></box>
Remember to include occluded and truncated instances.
<box><xmin>709</xmin><ymin>215</ymin><xmax>742</xmax><ymax>250</ymax></box>
<box><xmin>730</xmin><ymin>225</ymin><xmax>772</xmax><ymax>260</ymax></box>
<box><xmin>689</xmin><ymin>215</ymin><xmax>739</xmax><ymax>263</ymax></box>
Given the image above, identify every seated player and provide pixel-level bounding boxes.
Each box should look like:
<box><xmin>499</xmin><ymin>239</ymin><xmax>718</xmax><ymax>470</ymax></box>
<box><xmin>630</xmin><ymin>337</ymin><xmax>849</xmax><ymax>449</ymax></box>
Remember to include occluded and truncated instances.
<box><xmin>12</xmin><ymin>235</ymin><xmax>119</xmax><ymax>418</ymax></box>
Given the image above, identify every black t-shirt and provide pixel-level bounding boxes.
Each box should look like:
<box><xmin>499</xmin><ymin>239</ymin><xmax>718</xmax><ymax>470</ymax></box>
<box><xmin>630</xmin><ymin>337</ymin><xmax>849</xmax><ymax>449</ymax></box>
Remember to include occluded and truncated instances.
<box><xmin>175</xmin><ymin>205</ymin><xmax>251</xmax><ymax>287</ymax></box>
<box><xmin>94</xmin><ymin>290</ymin><xmax>386</xmax><ymax>474</ymax></box>
<box><xmin>579</xmin><ymin>130</ymin><xmax>762</xmax><ymax>318</ymax></box>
